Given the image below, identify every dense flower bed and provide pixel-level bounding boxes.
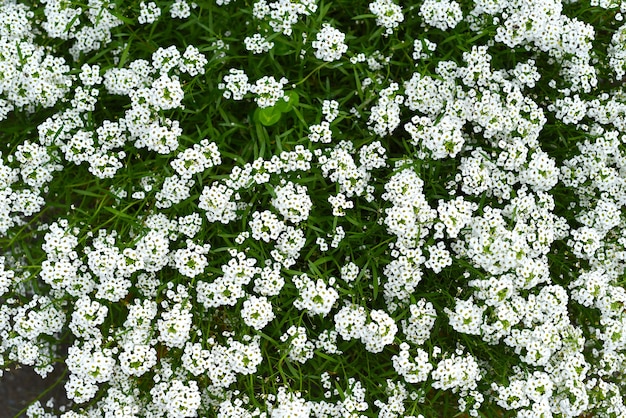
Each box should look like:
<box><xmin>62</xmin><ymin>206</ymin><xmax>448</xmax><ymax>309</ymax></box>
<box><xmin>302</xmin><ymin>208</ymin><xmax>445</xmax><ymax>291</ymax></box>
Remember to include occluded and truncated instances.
<box><xmin>1</xmin><ymin>0</ymin><xmax>626</xmax><ymax>416</ymax></box>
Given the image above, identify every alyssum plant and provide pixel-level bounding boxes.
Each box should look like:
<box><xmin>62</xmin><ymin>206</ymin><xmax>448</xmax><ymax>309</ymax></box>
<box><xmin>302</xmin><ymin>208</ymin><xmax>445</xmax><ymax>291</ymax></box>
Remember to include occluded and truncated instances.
<box><xmin>0</xmin><ymin>0</ymin><xmax>625</xmax><ymax>416</ymax></box>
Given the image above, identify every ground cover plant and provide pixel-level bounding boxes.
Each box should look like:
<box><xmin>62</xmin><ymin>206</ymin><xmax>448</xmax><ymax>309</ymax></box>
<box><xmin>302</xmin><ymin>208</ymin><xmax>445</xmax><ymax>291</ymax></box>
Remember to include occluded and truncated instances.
<box><xmin>1</xmin><ymin>0</ymin><xmax>626</xmax><ymax>416</ymax></box>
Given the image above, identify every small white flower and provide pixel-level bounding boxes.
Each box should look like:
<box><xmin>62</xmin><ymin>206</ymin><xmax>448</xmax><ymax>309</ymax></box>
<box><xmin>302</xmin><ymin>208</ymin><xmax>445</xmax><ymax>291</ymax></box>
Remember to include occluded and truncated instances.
<box><xmin>241</xmin><ymin>295</ymin><xmax>275</xmax><ymax>330</ymax></box>
<box><xmin>312</xmin><ymin>24</ymin><xmax>348</xmax><ymax>62</ymax></box>
<box><xmin>138</xmin><ymin>1</ymin><xmax>161</xmax><ymax>24</ymax></box>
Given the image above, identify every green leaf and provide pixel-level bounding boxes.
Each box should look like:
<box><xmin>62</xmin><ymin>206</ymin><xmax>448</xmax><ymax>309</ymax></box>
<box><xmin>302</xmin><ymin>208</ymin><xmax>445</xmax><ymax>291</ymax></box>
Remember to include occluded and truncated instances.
<box><xmin>257</xmin><ymin>107</ymin><xmax>282</xmax><ymax>126</ymax></box>
<box><xmin>274</xmin><ymin>91</ymin><xmax>300</xmax><ymax>113</ymax></box>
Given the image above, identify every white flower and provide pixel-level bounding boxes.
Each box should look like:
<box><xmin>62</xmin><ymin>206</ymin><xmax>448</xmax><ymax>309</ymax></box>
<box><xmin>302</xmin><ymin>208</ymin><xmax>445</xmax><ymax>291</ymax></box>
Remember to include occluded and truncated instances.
<box><xmin>180</xmin><ymin>45</ymin><xmax>208</xmax><ymax>76</ymax></box>
<box><xmin>293</xmin><ymin>274</ymin><xmax>339</xmax><ymax>317</ymax></box>
<box><xmin>170</xmin><ymin>0</ymin><xmax>193</xmax><ymax>19</ymax></box>
<box><xmin>150</xmin><ymin>74</ymin><xmax>184</xmax><ymax>110</ymax></box>
<box><xmin>151</xmin><ymin>379</ymin><xmax>202</xmax><ymax>418</ymax></box>
<box><xmin>152</xmin><ymin>45</ymin><xmax>181</xmax><ymax>74</ymax></box>
<box><xmin>420</xmin><ymin>0</ymin><xmax>463</xmax><ymax>31</ymax></box>
<box><xmin>270</xmin><ymin>387</ymin><xmax>311</xmax><ymax>417</ymax></box>
<box><xmin>361</xmin><ymin>309</ymin><xmax>397</xmax><ymax>353</ymax></box>
<box><xmin>69</xmin><ymin>296</ymin><xmax>108</xmax><ymax>339</ymax></box>
<box><xmin>219</xmin><ymin>68</ymin><xmax>250</xmax><ymax>100</ymax></box>
<box><xmin>138</xmin><ymin>1</ymin><xmax>161</xmax><ymax>24</ymax></box>
<box><xmin>241</xmin><ymin>295</ymin><xmax>275</xmax><ymax>330</ymax></box>
<box><xmin>308</xmin><ymin>121</ymin><xmax>332</xmax><ymax>143</ymax></box>
<box><xmin>158</xmin><ymin>302</ymin><xmax>192</xmax><ymax>349</ymax></box>
<box><xmin>119</xmin><ymin>343</ymin><xmax>158</xmax><ymax>377</ymax></box>
<box><xmin>254</xmin><ymin>264</ymin><xmax>285</xmax><ymax>296</ymax></box>
<box><xmin>402</xmin><ymin>299</ymin><xmax>437</xmax><ymax>345</ymax></box>
<box><xmin>172</xmin><ymin>241</ymin><xmax>210</xmax><ymax>278</ymax></box>
<box><xmin>250</xmin><ymin>75</ymin><xmax>289</xmax><ymax>108</ymax></box>
<box><xmin>272</xmin><ymin>181</ymin><xmax>312</xmax><ymax>223</ymax></box>
<box><xmin>392</xmin><ymin>343</ymin><xmax>433</xmax><ymax>383</ymax></box>
<box><xmin>182</xmin><ymin>342</ymin><xmax>211</xmax><ymax>376</ymax></box>
<box><xmin>199</xmin><ymin>182</ymin><xmax>238</xmax><ymax>224</ymax></box>
<box><xmin>445</xmin><ymin>298</ymin><xmax>486</xmax><ymax>336</ymax></box>
<box><xmin>321</xmin><ymin>99</ymin><xmax>339</xmax><ymax>122</ymax></box>
<box><xmin>156</xmin><ymin>174</ymin><xmax>194</xmax><ymax>209</ymax></box>
<box><xmin>312</xmin><ymin>24</ymin><xmax>348</xmax><ymax>62</ymax></box>
<box><xmin>424</xmin><ymin>241</ymin><xmax>453</xmax><ymax>274</ymax></box>
<box><xmin>250</xmin><ymin>210</ymin><xmax>286</xmax><ymax>242</ymax></box>
<box><xmin>369</xmin><ymin>0</ymin><xmax>404</xmax><ymax>36</ymax></box>
<box><xmin>328</xmin><ymin>193</ymin><xmax>354</xmax><ymax>217</ymax></box>
<box><xmin>432</xmin><ymin>351</ymin><xmax>482</xmax><ymax>393</ymax></box>
<box><xmin>244</xmin><ymin>33</ymin><xmax>274</xmax><ymax>54</ymax></box>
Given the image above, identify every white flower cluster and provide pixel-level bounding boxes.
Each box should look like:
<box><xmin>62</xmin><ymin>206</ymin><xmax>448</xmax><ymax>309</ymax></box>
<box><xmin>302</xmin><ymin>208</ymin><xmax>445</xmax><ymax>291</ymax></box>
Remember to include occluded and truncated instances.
<box><xmin>419</xmin><ymin>0</ymin><xmax>463</xmax><ymax>30</ymax></box>
<box><xmin>268</xmin><ymin>387</ymin><xmax>311</xmax><ymax>417</ymax></box>
<box><xmin>293</xmin><ymin>273</ymin><xmax>339</xmax><ymax>317</ymax></box>
<box><xmin>252</xmin><ymin>0</ymin><xmax>318</xmax><ymax>36</ymax></box>
<box><xmin>155</xmin><ymin>174</ymin><xmax>194</xmax><ymax>209</ymax></box>
<box><xmin>310</xmin><ymin>377</ymin><xmax>368</xmax><ymax>416</ymax></box>
<box><xmin>181</xmin><ymin>336</ymin><xmax>263</xmax><ymax>388</ymax></box>
<box><xmin>3</xmin><ymin>0</ymin><xmax>626</xmax><ymax>416</ymax></box>
<box><xmin>0</xmin><ymin>256</ymin><xmax>15</xmax><ymax>297</ymax></box>
<box><xmin>172</xmin><ymin>240</ymin><xmax>211</xmax><ymax>278</ymax></box>
<box><xmin>318</xmin><ymin>140</ymin><xmax>383</xmax><ymax>201</ymax></box>
<box><xmin>171</xmin><ymin>139</ymin><xmax>221</xmax><ymax>179</ymax></box>
<box><xmin>405</xmin><ymin>114</ymin><xmax>465</xmax><ymax>159</ymax></box>
<box><xmin>138</xmin><ymin>1</ymin><xmax>161</xmax><ymax>24</ymax></box>
<box><xmin>241</xmin><ymin>295</ymin><xmax>275</xmax><ymax>330</ymax></box>
<box><xmin>403</xmin><ymin>72</ymin><xmax>451</xmax><ymax>117</ymax></box>
<box><xmin>477</xmin><ymin>0</ymin><xmax>598</xmax><ymax>92</ymax></box>
<box><xmin>444</xmin><ymin>297</ymin><xmax>485</xmax><ymax>335</ymax></box>
<box><xmin>251</xmin><ymin>75</ymin><xmax>289</xmax><ymax>108</ymax></box>
<box><xmin>170</xmin><ymin>0</ymin><xmax>196</xmax><ymax>19</ymax></box>
<box><xmin>431</xmin><ymin>350</ymin><xmax>482</xmax><ymax>393</ymax></box>
<box><xmin>401</xmin><ymin>299</ymin><xmax>437</xmax><ymax>345</ymax></box>
<box><xmin>244</xmin><ymin>33</ymin><xmax>275</xmax><ymax>54</ymax></box>
<box><xmin>0</xmin><ymin>13</ymin><xmax>72</xmax><ymax>120</ymax></box>
<box><xmin>608</xmin><ymin>23</ymin><xmax>626</xmax><ymax>79</ymax></box>
<box><xmin>321</xmin><ymin>99</ymin><xmax>339</xmax><ymax>122</ymax></box>
<box><xmin>412</xmin><ymin>38</ymin><xmax>437</xmax><ymax>60</ymax></box>
<box><xmin>219</xmin><ymin>69</ymin><xmax>250</xmax><ymax>100</ymax></box>
<box><xmin>196</xmin><ymin>250</ymin><xmax>259</xmax><ymax>308</ymax></box>
<box><xmin>1</xmin><ymin>293</ymin><xmax>65</xmax><ymax>377</ymax></box>
<box><xmin>280</xmin><ymin>325</ymin><xmax>315</xmax><ymax>363</ymax></box>
<box><xmin>38</xmin><ymin>0</ymin><xmax>123</xmax><ymax>60</ymax></box>
<box><xmin>199</xmin><ymin>182</ymin><xmax>239</xmax><ymax>224</ymax></box>
<box><xmin>151</xmin><ymin>379</ymin><xmax>201</xmax><ymax>418</ymax></box>
<box><xmin>369</xmin><ymin>0</ymin><xmax>404</xmax><ymax>36</ymax></box>
<box><xmin>312</xmin><ymin>23</ymin><xmax>348</xmax><ymax>62</ymax></box>
<box><xmin>1</xmin><ymin>140</ymin><xmax>62</xmax><ymax>234</ymax></box>
<box><xmin>373</xmin><ymin>380</ymin><xmax>419</xmax><ymax>418</ymax></box>
<box><xmin>308</xmin><ymin>121</ymin><xmax>332</xmax><ymax>143</ymax></box>
<box><xmin>271</xmin><ymin>181</ymin><xmax>312</xmax><ymax>223</ymax></box>
<box><xmin>220</xmin><ymin>69</ymin><xmax>289</xmax><ymax>108</ymax></box>
<box><xmin>381</xmin><ymin>168</ymin><xmax>436</xmax><ymax>308</ymax></box>
<box><xmin>392</xmin><ymin>342</ymin><xmax>432</xmax><ymax>383</ymax></box>
<box><xmin>368</xmin><ymin>83</ymin><xmax>403</xmax><ymax>137</ymax></box>
<box><xmin>65</xmin><ymin>340</ymin><xmax>116</xmax><ymax>403</ymax></box>
<box><xmin>39</xmin><ymin>220</ymin><xmax>89</xmax><ymax>296</ymax></box>
<box><xmin>334</xmin><ymin>303</ymin><xmax>398</xmax><ymax>353</ymax></box>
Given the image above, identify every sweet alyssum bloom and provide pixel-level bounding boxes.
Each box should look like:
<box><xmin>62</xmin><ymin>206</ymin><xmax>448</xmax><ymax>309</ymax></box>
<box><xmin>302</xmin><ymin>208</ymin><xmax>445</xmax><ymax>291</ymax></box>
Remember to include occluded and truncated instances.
<box><xmin>271</xmin><ymin>181</ymin><xmax>312</xmax><ymax>223</ymax></box>
<box><xmin>250</xmin><ymin>75</ymin><xmax>289</xmax><ymax>108</ymax></box>
<box><xmin>241</xmin><ymin>295</ymin><xmax>275</xmax><ymax>330</ymax></box>
<box><xmin>312</xmin><ymin>23</ymin><xmax>348</xmax><ymax>62</ymax></box>
<box><xmin>293</xmin><ymin>273</ymin><xmax>339</xmax><ymax>317</ymax></box>
<box><xmin>2</xmin><ymin>1</ymin><xmax>626</xmax><ymax>416</ymax></box>
<box><xmin>138</xmin><ymin>1</ymin><xmax>161</xmax><ymax>24</ymax></box>
<box><xmin>369</xmin><ymin>0</ymin><xmax>404</xmax><ymax>36</ymax></box>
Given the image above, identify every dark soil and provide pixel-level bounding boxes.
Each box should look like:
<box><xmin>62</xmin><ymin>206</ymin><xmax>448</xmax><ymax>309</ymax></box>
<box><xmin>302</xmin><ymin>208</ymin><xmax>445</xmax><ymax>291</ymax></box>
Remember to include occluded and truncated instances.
<box><xmin>0</xmin><ymin>365</ymin><xmax>67</xmax><ymax>418</ymax></box>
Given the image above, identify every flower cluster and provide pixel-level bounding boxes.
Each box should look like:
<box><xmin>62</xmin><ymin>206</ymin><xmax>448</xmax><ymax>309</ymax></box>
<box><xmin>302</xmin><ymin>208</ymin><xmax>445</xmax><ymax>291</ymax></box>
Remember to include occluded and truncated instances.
<box><xmin>312</xmin><ymin>23</ymin><xmax>348</xmax><ymax>62</ymax></box>
<box><xmin>2</xmin><ymin>0</ymin><xmax>626</xmax><ymax>417</ymax></box>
